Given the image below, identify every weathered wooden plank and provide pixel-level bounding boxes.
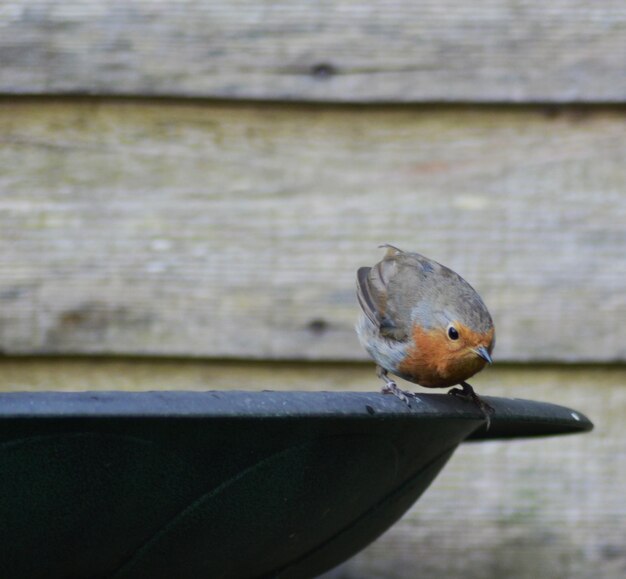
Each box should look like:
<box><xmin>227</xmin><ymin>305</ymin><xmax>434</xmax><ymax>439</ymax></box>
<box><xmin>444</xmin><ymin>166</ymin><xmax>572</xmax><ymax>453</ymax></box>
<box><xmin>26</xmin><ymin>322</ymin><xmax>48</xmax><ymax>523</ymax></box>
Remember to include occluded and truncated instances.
<box><xmin>0</xmin><ymin>359</ymin><xmax>621</xmax><ymax>578</ymax></box>
<box><xmin>1</xmin><ymin>100</ymin><xmax>625</xmax><ymax>361</ymax></box>
<box><xmin>1</xmin><ymin>1</ymin><xmax>625</xmax><ymax>102</ymax></box>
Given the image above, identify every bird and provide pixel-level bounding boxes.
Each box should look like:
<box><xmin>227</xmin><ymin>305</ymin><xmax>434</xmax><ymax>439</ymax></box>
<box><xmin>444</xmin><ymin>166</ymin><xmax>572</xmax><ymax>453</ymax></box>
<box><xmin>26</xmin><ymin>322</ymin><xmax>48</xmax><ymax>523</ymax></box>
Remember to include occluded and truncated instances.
<box><xmin>356</xmin><ymin>244</ymin><xmax>495</xmax><ymax>420</ymax></box>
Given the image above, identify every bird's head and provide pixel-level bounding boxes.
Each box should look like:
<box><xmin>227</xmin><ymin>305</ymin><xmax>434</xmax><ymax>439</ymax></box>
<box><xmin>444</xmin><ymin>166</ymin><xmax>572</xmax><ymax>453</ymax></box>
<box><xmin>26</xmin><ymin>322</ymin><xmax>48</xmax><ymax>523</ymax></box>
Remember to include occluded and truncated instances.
<box><xmin>405</xmin><ymin>276</ymin><xmax>495</xmax><ymax>386</ymax></box>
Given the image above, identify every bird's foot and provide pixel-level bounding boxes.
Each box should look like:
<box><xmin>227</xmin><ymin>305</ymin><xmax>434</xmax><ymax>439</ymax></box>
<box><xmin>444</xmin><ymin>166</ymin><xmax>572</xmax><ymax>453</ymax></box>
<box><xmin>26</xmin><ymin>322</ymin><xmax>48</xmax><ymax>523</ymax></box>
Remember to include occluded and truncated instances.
<box><xmin>381</xmin><ymin>381</ymin><xmax>414</xmax><ymax>407</ymax></box>
<box><xmin>377</xmin><ymin>366</ymin><xmax>413</xmax><ymax>407</ymax></box>
<box><xmin>449</xmin><ymin>381</ymin><xmax>494</xmax><ymax>430</ymax></box>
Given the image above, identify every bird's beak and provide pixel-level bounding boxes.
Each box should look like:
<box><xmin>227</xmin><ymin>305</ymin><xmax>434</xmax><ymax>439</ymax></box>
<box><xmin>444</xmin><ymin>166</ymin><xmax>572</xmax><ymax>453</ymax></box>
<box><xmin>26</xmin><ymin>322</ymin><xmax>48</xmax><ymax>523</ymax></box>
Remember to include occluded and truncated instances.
<box><xmin>475</xmin><ymin>345</ymin><xmax>493</xmax><ymax>365</ymax></box>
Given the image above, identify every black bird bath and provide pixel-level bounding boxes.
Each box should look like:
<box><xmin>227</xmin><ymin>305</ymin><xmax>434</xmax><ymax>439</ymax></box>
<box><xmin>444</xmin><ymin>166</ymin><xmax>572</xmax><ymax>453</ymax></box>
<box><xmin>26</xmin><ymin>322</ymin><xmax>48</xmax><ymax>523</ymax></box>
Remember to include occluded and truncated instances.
<box><xmin>0</xmin><ymin>390</ymin><xmax>592</xmax><ymax>579</ymax></box>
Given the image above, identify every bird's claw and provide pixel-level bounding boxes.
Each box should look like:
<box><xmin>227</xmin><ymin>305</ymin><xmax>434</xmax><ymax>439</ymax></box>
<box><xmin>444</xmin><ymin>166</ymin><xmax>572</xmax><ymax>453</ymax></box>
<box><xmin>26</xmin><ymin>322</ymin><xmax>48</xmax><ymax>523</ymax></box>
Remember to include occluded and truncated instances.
<box><xmin>376</xmin><ymin>366</ymin><xmax>414</xmax><ymax>407</ymax></box>
<box><xmin>449</xmin><ymin>381</ymin><xmax>494</xmax><ymax>430</ymax></box>
<box><xmin>381</xmin><ymin>380</ymin><xmax>413</xmax><ymax>407</ymax></box>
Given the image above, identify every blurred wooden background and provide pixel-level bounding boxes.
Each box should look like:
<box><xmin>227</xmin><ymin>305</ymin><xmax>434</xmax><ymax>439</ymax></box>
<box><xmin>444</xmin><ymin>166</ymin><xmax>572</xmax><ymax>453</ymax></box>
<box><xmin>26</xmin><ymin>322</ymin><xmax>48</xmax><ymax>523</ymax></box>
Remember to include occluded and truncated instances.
<box><xmin>1</xmin><ymin>1</ymin><xmax>625</xmax><ymax>577</ymax></box>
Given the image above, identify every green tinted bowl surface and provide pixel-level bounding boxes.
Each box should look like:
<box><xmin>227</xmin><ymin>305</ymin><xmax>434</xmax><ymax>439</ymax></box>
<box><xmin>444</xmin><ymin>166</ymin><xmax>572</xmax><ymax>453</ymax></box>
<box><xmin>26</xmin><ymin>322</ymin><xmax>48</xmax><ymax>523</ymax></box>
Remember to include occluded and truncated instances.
<box><xmin>0</xmin><ymin>391</ymin><xmax>592</xmax><ymax>579</ymax></box>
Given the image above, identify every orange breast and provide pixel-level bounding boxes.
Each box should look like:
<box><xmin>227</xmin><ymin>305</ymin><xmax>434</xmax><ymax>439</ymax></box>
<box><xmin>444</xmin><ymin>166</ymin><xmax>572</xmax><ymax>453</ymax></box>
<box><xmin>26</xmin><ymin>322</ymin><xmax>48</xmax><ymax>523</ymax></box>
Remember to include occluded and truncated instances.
<box><xmin>397</xmin><ymin>325</ymin><xmax>488</xmax><ymax>388</ymax></box>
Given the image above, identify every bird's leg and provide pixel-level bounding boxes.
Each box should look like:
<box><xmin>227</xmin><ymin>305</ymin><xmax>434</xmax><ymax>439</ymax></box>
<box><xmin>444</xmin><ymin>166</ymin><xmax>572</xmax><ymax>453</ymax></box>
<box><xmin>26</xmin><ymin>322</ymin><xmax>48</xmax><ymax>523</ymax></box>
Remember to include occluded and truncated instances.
<box><xmin>377</xmin><ymin>365</ymin><xmax>413</xmax><ymax>407</ymax></box>
<box><xmin>449</xmin><ymin>381</ymin><xmax>494</xmax><ymax>429</ymax></box>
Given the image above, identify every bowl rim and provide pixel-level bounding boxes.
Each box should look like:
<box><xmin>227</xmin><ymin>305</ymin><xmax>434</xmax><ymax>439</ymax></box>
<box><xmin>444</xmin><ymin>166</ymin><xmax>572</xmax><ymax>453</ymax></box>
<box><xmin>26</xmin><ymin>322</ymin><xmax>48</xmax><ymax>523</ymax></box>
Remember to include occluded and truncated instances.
<box><xmin>0</xmin><ymin>390</ymin><xmax>593</xmax><ymax>440</ymax></box>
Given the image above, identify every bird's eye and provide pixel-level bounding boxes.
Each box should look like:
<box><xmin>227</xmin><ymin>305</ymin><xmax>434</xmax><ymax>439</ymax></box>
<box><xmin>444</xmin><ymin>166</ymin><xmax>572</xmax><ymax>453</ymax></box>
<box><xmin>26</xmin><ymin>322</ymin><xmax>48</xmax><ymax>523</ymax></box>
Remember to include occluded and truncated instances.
<box><xmin>447</xmin><ymin>326</ymin><xmax>459</xmax><ymax>340</ymax></box>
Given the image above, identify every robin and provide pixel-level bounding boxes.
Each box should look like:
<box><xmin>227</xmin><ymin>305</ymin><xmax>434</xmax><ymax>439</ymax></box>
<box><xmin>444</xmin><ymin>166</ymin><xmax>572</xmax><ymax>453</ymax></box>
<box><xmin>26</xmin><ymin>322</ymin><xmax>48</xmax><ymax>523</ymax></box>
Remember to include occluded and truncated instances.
<box><xmin>356</xmin><ymin>245</ymin><xmax>495</xmax><ymax>419</ymax></box>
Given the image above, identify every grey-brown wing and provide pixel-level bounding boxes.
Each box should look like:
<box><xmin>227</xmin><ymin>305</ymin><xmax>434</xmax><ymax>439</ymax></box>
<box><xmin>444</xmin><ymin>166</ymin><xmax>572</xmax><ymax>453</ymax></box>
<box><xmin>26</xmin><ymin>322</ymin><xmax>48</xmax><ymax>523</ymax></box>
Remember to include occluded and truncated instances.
<box><xmin>356</xmin><ymin>258</ymin><xmax>411</xmax><ymax>341</ymax></box>
<box><xmin>356</xmin><ymin>267</ymin><xmax>378</xmax><ymax>326</ymax></box>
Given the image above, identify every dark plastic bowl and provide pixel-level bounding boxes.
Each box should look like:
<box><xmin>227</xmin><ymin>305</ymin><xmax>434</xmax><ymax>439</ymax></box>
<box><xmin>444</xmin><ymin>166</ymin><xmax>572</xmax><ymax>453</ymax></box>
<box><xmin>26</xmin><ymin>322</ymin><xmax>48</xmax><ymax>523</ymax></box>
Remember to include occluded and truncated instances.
<box><xmin>0</xmin><ymin>391</ymin><xmax>592</xmax><ymax>579</ymax></box>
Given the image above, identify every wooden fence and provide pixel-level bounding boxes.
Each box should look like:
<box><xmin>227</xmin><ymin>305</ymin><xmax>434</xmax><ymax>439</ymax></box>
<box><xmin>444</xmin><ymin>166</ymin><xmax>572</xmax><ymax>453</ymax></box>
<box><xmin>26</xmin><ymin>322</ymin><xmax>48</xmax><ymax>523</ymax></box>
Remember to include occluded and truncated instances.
<box><xmin>1</xmin><ymin>1</ymin><xmax>625</xmax><ymax>577</ymax></box>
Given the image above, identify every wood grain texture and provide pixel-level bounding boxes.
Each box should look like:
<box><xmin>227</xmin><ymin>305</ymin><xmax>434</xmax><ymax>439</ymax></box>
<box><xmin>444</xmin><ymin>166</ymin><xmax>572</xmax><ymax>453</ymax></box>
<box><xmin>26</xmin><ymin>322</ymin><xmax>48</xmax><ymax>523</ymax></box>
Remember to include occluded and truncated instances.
<box><xmin>1</xmin><ymin>100</ymin><xmax>625</xmax><ymax>361</ymax></box>
<box><xmin>0</xmin><ymin>359</ymin><xmax>622</xmax><ymax>578</ymax></box>
<box><xmin>1</xmin><ymin>1</ymin><xmax>625</xmax><ymax>102</ymax></box>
